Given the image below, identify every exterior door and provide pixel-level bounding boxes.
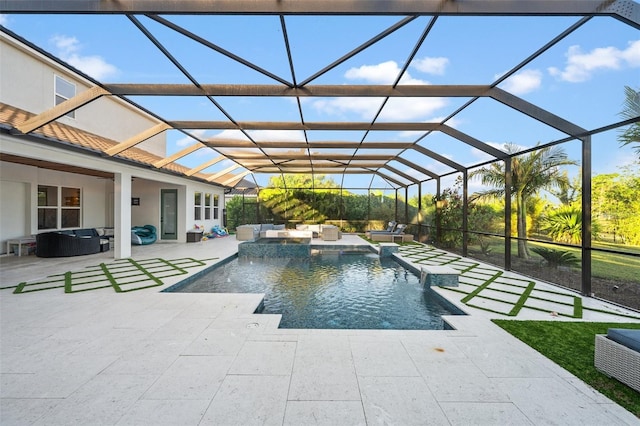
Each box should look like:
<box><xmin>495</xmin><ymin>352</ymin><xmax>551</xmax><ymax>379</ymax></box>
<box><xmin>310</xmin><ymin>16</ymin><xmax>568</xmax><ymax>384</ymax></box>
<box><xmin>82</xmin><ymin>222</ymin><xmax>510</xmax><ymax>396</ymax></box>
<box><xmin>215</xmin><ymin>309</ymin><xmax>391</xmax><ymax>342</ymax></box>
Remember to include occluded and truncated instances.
<box><xmin>160</xmin><ymin>189</ymin><xmax>177</xmax><ymax>240</ymax></box>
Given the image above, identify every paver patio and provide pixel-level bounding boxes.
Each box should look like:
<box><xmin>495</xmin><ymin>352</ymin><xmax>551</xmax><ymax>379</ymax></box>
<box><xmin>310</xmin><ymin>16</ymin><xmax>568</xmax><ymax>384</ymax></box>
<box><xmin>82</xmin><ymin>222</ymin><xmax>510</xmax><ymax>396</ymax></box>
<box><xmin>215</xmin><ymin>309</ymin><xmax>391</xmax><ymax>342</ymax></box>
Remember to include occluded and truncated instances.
<box><xmin>1</xmin><ymin>235</ymin><xmax>638</xmax><ymax>425</ymax></box>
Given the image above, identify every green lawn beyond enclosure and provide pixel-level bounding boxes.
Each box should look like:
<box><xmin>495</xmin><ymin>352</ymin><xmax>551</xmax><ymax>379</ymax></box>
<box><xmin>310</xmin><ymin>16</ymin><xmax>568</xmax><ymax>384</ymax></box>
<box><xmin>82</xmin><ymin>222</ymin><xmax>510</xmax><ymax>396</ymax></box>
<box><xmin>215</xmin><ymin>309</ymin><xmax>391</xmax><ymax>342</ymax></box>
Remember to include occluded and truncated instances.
<box><xmin>466</xmin><ymin>237</ymin><xmax>640</xmax><ymax>282</ymax></box>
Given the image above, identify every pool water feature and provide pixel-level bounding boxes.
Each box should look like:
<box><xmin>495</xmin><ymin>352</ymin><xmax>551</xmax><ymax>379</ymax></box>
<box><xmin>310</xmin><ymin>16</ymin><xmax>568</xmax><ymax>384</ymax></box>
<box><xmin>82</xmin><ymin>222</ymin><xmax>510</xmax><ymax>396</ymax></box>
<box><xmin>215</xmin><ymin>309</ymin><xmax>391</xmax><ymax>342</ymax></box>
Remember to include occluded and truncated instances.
<box><xmin>169</xmin><ymin>248</ymin><xmax>464</xmax><ymax>330</ymax></box>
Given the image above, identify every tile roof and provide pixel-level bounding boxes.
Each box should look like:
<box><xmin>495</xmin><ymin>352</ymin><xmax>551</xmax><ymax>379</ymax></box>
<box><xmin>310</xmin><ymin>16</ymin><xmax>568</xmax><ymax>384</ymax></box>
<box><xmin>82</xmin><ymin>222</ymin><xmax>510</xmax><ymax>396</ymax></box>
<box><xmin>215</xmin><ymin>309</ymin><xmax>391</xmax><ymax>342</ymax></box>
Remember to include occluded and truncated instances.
<box><xmin>0</xmin><ymin>102</ymin><xmax>225</xmax><ymax>185</ymax></box>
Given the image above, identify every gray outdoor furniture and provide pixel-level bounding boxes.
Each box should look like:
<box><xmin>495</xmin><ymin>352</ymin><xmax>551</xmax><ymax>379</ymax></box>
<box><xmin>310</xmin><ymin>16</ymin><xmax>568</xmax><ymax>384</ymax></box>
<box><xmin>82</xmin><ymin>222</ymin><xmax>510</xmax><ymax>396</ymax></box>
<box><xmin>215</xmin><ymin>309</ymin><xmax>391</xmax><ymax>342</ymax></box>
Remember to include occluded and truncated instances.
<box><xmin>594</xmin><ymin>328</ymin><xmax>640</xmax><ymax>392</ymax></box>
<box><xmin>36</xmin><ymin>228</ymin><xmax>102</xmax><ymax>257</ymax></box>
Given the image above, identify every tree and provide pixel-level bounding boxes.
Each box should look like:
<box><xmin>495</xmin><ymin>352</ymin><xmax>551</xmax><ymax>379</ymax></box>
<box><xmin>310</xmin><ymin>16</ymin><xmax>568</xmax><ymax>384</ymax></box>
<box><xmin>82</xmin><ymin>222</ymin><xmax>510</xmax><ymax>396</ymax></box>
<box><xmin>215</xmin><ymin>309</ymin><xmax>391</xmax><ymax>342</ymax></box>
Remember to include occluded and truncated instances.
<box><xmin>434</xmin><ymin>186</ymin><xmax>463</xmax><ymax>248</ymax></box>
<box><xmin>540</xmin><ymin>205</ymin><xmax>584</xmax><ymax>245</ymax></box>
<box><xmin>592</xmin><ymin>169</ymin><xmax>640</xmax><ymax>245</ymax></box>
<box><xmin>260</xmin><ymin>174</ymin><xmax>341</xmax><ymax>223</ymax></box>
<box><xmin>471</xmin><ymin>143</ymin><xmax>577</xmax><ymax>259</ymax></box>
<box><xmin>618</xmin><ymin>86</ymin><xmax>640</xmax><ymax>158</ymax></box>
<box><xmin>548</xmin><ymin>171</ymin><xmax>581</xmax><ymax>206</ymax></box>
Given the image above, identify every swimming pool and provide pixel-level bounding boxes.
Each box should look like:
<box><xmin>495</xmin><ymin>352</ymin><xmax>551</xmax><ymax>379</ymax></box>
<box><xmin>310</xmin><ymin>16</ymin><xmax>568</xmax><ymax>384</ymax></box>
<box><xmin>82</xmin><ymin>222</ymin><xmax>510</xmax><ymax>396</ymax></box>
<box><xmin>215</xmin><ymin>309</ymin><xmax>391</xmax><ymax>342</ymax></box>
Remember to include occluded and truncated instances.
<box><xmin>169</xmin><ymin>249</ymin><xmax>464</xmax><ymax>330</ymax></box>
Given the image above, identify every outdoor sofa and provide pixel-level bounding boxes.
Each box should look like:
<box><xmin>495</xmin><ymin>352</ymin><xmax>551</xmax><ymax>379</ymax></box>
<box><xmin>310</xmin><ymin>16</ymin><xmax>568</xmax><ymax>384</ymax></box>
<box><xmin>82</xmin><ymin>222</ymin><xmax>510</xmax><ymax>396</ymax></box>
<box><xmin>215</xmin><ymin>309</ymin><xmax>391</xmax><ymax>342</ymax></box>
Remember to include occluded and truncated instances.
<box><xmin>296</xmin><ymin>224</ymin><xmax>342</xmax><ymax>240</ymax></box>
<box><xmin>36</xmin><ymin>228</ymin><xmax>103</xmax><ymax>257</ymax></box>
<box><xmin>236</xmin><ymin>223</ymin><xmax>286</xmax><ymax>240</ymax></box>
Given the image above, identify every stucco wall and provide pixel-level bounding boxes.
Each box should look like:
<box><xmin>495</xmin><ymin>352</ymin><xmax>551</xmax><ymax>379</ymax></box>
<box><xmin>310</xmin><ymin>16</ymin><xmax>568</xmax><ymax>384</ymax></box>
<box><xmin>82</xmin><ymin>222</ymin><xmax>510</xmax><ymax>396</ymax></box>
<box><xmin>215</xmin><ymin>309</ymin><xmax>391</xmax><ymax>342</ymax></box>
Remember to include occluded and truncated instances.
<box><xmin>0</xmin><ymin>180</ymin><xmax>30</xmax><ymax>247</ymax></box>
<box><xmin>0</xmin><ymin>32</ymin><xmax>166</xmax><ymax>157</ymax></box>
<box><xmin>0</xmin><ymin>161</ymin><xmax>111</xmax><ymax>254</ymax></box>
<box><xmin>131</xmin><ymin>179</ymin><xmax>226</xmax><ymax>241</ymax></box>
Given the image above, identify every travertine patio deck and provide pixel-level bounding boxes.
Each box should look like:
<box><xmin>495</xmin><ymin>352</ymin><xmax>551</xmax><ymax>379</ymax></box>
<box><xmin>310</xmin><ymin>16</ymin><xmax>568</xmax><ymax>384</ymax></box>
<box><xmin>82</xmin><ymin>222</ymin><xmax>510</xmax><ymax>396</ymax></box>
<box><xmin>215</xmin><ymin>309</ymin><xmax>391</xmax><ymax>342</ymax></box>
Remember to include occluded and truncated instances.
<box><xmin>1</xmin><ymin>234</ymin><xmax>638</xmax><ymax>425</ymax></box>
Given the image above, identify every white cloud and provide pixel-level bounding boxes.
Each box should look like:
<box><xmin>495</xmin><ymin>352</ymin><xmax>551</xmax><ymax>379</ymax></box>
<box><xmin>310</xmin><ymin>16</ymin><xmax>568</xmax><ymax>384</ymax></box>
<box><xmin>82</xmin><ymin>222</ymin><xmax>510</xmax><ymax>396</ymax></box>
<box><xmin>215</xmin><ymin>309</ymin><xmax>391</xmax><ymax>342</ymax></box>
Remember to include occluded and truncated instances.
<box><xmin>498</xmin><ymin>69</ymin><xmax>543</xmax><ymax>95</ymax></box>
<box><xmin>622</xmin><ymin>39</ymin><xmax>640</xmax><ymax>66</ymax></box>
<box><xmin>313</xmin><ymin>61</ymin><xmax>447</xmax><ymax>120</ymax></box>
<box><xmin>50</xmin><ymin>35</ymin><xmax>118</xmax><ymax>80</ymax></box>
<box><xmin>378</xmin><ymin>97</ymin><xmax>447</xmax><ymax>121</ymax></box>
<box><xmin>176</xmin><ymin>129</ymin><xmax>210</xmax><ymax>147</ymax></box>
<box><xmin>411</xmin><ymin>57</ymin><xmax>450</xmax><ymax>75</ymax></box>
<box><xmin>0</xmin><ymin>15</ymin><xmax>9</xmax><ymax>26</ymax></box>
<box><xmin>312</xmin><ymin>97</ymin><xmax>385</xmax><ymax>119</ymax></box>
<box><xmin>469</xmin><ymin>141</ymin><xmax>512</xmax><ymax>164</ymax></box>
<box><xmin>249</xmin><ymin>130</ymin><xmax>306</xmax><ymax>142</ymax></box>
<box><xmin>345</xmin><ymin>60</ymin><xmax>401</xmax><ymax>84</ymax></box>
<box><xmin>207</xmin><ymin>129</ymin><xmax>250</xmax><ymax>142</ymax></box>
<box><xmin>548</xmin><ymin>40</ymin><xmax>640</xmax><ymax>83</ymax></box>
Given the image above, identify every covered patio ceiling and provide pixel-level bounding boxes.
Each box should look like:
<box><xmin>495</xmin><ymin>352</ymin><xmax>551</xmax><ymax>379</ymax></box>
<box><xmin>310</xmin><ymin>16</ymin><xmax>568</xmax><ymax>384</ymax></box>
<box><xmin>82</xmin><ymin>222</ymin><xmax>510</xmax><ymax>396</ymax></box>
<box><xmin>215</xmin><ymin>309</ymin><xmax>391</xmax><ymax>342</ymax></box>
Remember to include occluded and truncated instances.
<box><xmin>2</xmin><ymin>0</ymin><xmax>639</xmax><ymax>189</ymax></box>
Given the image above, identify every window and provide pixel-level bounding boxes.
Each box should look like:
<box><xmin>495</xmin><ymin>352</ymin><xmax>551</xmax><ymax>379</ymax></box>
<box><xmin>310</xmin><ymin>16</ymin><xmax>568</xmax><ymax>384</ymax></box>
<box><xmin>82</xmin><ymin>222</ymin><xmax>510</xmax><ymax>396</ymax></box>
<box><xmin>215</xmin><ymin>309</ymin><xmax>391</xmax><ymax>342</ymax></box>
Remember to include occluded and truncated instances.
<box><xmin>194</xmin><ymin>192</ymin><xmax>202</xmax><ymax>221</ymax></box>
<box><xmin>214</xmin><ymin>194</ymin><xmax>219</xmax><ymax>220</ymax></box>
<box><xmin>55</xmin><ymin>75</ymin><xmax>76</xmax><ymax>118</ymax></box>
<box><xmin>204</xmin><ymin>193</ymin><xmax>212</xmax><ymax>220</ymax></box>
<box><xmin>38</xmin><ymin>185</ymin><xmax>81</xmax><ymax>229</ymax></box>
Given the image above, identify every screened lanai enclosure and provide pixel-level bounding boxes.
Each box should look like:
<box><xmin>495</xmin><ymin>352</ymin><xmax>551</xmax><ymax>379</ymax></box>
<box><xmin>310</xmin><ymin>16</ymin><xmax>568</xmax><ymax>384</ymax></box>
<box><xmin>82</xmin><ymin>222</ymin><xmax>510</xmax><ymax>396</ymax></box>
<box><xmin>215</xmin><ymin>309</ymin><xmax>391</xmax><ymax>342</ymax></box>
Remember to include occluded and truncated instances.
<box><xmin>2</xmin><ymin>1</ymin><xmax>639</xmax><ymax>310</ymax></box>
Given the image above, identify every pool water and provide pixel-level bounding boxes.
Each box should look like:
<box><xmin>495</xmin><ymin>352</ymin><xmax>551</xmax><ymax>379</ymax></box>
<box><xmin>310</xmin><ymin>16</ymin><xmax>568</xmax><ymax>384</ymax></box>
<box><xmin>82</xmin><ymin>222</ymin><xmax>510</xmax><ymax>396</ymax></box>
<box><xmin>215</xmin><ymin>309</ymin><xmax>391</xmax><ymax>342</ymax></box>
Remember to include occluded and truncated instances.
<box><xmin>172</xmin><ymin>250</ymin><xmax>463</xmax><ymax>330</ymax></box>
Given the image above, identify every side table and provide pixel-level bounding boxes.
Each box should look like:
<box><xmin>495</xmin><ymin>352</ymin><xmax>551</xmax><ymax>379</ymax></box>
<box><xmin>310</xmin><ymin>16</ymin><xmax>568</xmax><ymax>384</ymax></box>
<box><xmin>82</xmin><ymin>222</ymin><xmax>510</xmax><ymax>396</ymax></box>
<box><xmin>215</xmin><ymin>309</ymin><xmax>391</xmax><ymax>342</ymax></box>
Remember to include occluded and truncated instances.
<box><xmin>7</xmin><ymin>236</ymin><xmax>36</xmax><ymax>256</ymax></box>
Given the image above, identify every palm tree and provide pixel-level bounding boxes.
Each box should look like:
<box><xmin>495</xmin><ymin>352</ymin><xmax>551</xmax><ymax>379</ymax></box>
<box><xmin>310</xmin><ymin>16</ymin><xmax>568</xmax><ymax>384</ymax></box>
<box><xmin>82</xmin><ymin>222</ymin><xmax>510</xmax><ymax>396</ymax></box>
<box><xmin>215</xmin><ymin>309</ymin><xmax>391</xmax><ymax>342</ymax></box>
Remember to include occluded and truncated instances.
<box><xmin>540</xmin><ymin>205</ymin><xmax>583</xmax><ymax>244</ymax></box>
<box><xmin>618</xmin><ymin>86</ymin><xmax>640</xmax><ymax>158</ymax></box>
<box><xmin>470</xmin><ymin>143</ymin><xmax>577</xmax><ymax>259</ymax></box>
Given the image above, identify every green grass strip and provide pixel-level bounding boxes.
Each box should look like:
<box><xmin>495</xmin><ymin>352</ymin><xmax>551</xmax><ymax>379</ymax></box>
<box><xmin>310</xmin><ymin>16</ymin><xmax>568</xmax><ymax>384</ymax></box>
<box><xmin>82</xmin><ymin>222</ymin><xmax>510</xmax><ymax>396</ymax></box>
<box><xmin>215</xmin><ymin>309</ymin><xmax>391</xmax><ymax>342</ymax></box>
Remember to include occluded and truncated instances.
<box><xmin>7</xmin><ymin>256</ymin><xmax>218</xmax><ymax>295</ymax></box>
<box><xmin>508</xmin><ymin>281</ymin><xmax>536</xmax><ymax>316</ymax></box>
<box><xmin>110</xmin><ymin>259</ymin><xmax>164</xmax><ymax>292</ymax></box>
<box><xmin>573</xmin><ymin>296</ymin><xmax>583</xmax><ymax>318</ymax></box>
<box><xmin>460</xmin><ymin>270</ymin><xmax>503</xmax><ymax>304</ymax></box>
<box><xmin>14</xmin><ymin>280</ymin><xmax>65</xmax><ymax>293</ymax></box>
<box><xmin>405</xmin><ymin>246</ymin><xmax>637</xmax><ymax>321</ymax></box>
<box><xmin>65</xmin><ymin>268</ymin><xmax>111</xmax><ymax>293</ymax></box>
<box><xmin>156</xmin><ymin>258</ymin><xmax>189</xmax><ymax>274</ymax></box>
<box><xmin>465</xmin><ymin>303</ymin><xmax>513</xmax><ymax>316</ymax></box>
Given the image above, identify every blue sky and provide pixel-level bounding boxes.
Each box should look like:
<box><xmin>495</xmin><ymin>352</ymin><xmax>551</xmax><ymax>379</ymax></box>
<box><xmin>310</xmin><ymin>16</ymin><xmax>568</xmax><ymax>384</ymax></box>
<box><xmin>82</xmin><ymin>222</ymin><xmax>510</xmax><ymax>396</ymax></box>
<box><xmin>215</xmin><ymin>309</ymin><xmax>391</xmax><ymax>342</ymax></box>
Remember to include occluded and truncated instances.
<box><xmin>1</xmin><ymin>12</ymin><xmax>638</xmax><ymax>191</ymax></box>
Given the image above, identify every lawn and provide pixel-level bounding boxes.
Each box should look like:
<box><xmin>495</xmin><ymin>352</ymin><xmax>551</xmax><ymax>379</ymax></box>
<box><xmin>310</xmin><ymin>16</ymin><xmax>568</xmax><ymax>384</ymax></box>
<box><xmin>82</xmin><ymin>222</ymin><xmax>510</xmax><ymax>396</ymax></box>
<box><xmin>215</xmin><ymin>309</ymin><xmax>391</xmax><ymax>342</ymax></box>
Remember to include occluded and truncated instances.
<box><xmin>493</xmin><ymin>320</ymin><xmax>640</xmax><ymax>418</ymax></box>
<box><xmin>468</xmin><ymin>237</ymin><xmax>640</xmax><ymax>283</ymax></box>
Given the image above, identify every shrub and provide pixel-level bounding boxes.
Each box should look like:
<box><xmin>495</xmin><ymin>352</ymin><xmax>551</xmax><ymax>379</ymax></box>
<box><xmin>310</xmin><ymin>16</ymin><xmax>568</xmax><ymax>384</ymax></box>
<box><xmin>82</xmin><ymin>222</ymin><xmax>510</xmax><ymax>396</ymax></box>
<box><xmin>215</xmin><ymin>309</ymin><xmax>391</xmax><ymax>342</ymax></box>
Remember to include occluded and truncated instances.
<box><xmin>531</xmin><ymin>247</ymin><xmax>580</xmax><ymax>268</ymax></box>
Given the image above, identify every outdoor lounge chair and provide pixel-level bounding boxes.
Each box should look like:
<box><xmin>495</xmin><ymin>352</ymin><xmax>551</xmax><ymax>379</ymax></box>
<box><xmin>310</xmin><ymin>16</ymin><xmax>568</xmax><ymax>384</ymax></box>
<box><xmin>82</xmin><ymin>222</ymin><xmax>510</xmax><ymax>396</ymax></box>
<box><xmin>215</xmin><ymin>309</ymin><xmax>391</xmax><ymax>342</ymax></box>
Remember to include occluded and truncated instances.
<box><xmin>366</xmin><ymin>221</ymin><xmax>396</xmax><ymax>237</ymax></box>
<box><xmin>369</xmin><ymin>224</ymin><xmax>413</xmax><ymax>242</ymax></box>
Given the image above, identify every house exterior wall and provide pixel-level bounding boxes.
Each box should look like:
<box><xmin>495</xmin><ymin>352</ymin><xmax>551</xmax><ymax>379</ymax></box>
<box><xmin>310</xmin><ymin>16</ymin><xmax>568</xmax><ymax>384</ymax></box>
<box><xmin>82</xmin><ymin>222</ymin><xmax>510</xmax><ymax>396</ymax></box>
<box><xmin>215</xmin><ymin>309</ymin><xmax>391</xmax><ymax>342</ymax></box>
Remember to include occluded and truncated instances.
<box><xmin>0</xmin><ymin>160</ymin><xmax>111</xmax><ymax>254</ymax></box>
<box><xmin>0</xmin><ymin>32</ymin><xmax>166</xmax><ymax>157</ymax></box>
<box><xmin>0</xmin><ymin>180</ymin><xmax>30</xmax><ymax>244</ymax></box>
<box><xmin>0</xmin><ymin>31</ymin><xmax>228</xmax><ymax>257</ymax></box>
<box><xmin>0</xmin><ymin>135</ymin><xmax>226</xmax><ymax>253</ymax></box>
<box><xmin>130</xmin><ymin>179</ymin><xmax>228</xmax><ymax>236</ymax></box>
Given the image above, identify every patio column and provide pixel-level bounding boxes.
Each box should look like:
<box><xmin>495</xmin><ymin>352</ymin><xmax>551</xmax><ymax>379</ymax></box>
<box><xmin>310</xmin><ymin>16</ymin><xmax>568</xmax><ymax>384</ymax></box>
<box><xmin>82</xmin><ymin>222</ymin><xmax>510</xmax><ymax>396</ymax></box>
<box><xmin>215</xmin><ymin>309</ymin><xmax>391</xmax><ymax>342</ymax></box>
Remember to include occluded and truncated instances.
<box><xmin>113</xmin><ymin>172</ymin><xmax>132</xmax><ymax>259</ymax></box>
